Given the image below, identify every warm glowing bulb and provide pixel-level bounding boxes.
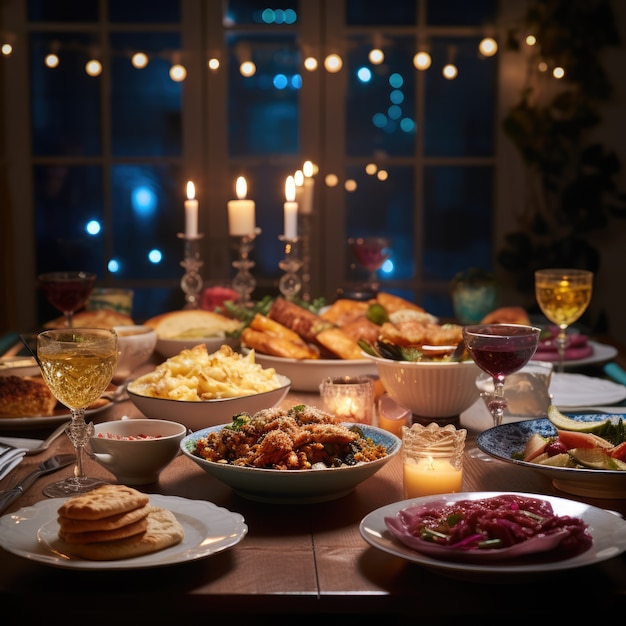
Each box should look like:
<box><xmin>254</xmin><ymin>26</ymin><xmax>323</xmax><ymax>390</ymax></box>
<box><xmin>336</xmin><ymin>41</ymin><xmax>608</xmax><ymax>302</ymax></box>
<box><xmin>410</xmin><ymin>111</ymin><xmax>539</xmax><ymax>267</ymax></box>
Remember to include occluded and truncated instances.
<box><xmin>553</xmin><ymin>66</ymin><xmax>565</xmax><ymax>79</ymax></box>
<box><xmin>169</xmin><ymin>64</ymin><xmax>187</xmax><ymax>81</ymax></box>
<box><xmin>131</xmin><ymin>52</ymin><xmax>149</xmax><ymax>68</ymax></box>
<box><xmin>365</xmin><ymin>163</ymin><xmax>378</xmax><ymax>175</ymax></box>
<box><xmin>413</xmin><ymin>51</ymin><xmax>432</xmax><ymax>70</ymax></box>
<box><xmin>442</xmin><ymin>63</ymin><xmax>458</xmax><ymax>79</ymax></box>
<box><xmin>478</xmin><ymin>37</ymin><xmax>498</xmax><ymax>57</ymax></box>
<box><xmin>207</xmin><ymin>57</ymin><xmax>220</xmax><ymax>70</ymax></box>
<box><xmin>377</xmin><ymin>169</ymin><xmax>389</xmax><ymax>181</ymax></box>
<box><xmin>538</xmin><ymin>61</ymin><xmax>548</xmax><ymax>72</ymax></box>
<box><xmin>304</xmin><ymin>56</ymin><xmax>318</xmax><ymax>71</ymax></box>
<box><xmin>344</xmin><ymin>179</ymin><xmax>357</xmax><ymax>192</ymax></box>
<box><xmin>240</xmin><ymin>61</ymin><xmax>256</xmax><ymax>77</ymax></box>
<box><xmin>45</xmin><ymin>53</ymin><xmax>59</xmax><ymax>68</ymax></box>
<box><xmin>525</xmin><ymin>35</ymin><xmax>537</xmax><ymax>46</ymax></box>
<box><xmin>85</xmin><ymin>59</ymin><xmax>102</xmax><ymax>76</ymax></box>
<box><xmin>1</xmin><ymin>43</ymin><xmax>12</xmax><ymax>56</ymax></box>
<box><xmin>369</xmin><ymin>48</ymin><xmax>384</xmax><ymax>64</ymax></box>
<box><xmin>324</xmin><ymin>54</ymin><xmax>343</xmax><ymax>73</ymax></box>
<box><xmin>325</xmin><ymin>173</ymin><xmax>339</xmax><ymax>187</ymax></box>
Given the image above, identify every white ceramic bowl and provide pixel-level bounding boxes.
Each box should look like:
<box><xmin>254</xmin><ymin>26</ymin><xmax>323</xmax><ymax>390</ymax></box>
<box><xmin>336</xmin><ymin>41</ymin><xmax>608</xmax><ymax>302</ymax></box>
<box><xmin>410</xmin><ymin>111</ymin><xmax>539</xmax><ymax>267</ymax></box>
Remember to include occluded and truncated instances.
<box><xmin>127</xmin><ymin>375</ymin><xmax>291</xmax><ymax>431</ymax></box>
<box><xmin>252</xmin><ymin>351</ymin><xmax>377</xmax><ymax>392</ymax></box>
<box><xmin>90</xmin><ymin>419</ymin><xmax>187</xmax><ymax>485</ymax></box>
<box><xmin>112</xmin><ymin>325</ymin><xmax>157</xmax><ymax>383</ymax></box>
<box><xmin>365</xmin><ymin>354</ymin><xmax>481</xmax><ymax>419</ymax></box>
<box><xmin>155</xmin><ymin>336</ymin><xmax>240</xmax><ymax>359</ymax></box>
<box><xmin>181</xmin><ymin>423</ymin><xmax>401</xmax><ymax>503</ymax></box>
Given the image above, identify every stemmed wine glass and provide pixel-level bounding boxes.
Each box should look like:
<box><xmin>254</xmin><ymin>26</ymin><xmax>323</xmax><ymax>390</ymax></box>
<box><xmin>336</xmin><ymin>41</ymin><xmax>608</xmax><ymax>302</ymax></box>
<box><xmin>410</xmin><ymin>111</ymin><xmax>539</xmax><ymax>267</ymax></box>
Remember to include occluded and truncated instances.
<box><xmin>349</xmin><ymin>237</ymin><xmax>391</xmax><ymax>293</ymax></box>
<box><xmin>463</xmin><ymin>324</ymin><xmax>541</xmax><ymax>429</ymax></box>
<box><xmin>39</xmin><ymin>271</ymin><xmax>96</xmax><ymax>328</ymax></box>
<box><xmin>534</xmin><ymin>268</ymin><xmax>593</xmax><ymax>373</ymax></box>
<box><xmin>37</xmin><ymin>328</ymin><xmax>118</xmax><ymax>497</ymax></box>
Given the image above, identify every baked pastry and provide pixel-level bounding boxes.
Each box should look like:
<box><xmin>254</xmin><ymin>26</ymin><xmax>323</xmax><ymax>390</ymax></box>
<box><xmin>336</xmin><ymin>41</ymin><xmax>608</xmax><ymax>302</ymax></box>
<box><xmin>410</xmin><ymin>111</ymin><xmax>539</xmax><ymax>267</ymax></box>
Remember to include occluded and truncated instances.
<box><xmin>45</xmin><ymin>308</ymin><xmax>135</xmax><ymax>329</ymax></box>
<box><xmin>0</xmin><ymin>375</ymin><xmax>57</xmax><ymax>418</ymax></box>
<box><xmin>144</xmin><ymin>309</ymin><xmax>242</xmax><ymax>339</ymax></box>
<box><xmin>480</xmin><ymin>306</ymin><xmax>531</xmax><ymax>326</ymax></box>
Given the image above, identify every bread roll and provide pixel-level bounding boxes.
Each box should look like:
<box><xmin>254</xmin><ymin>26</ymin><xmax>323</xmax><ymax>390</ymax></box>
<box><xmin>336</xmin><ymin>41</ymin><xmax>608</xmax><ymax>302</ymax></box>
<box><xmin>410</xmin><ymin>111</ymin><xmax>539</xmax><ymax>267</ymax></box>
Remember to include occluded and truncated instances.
<box><xmin>0</xmin><ymin>375</ymin><xmax>57</xmax><ymax>418</ymax></box>
<box><xmin>144</xmin><ymin>309</ymin><xmax>241</xmax><ymax>339</ymax></box>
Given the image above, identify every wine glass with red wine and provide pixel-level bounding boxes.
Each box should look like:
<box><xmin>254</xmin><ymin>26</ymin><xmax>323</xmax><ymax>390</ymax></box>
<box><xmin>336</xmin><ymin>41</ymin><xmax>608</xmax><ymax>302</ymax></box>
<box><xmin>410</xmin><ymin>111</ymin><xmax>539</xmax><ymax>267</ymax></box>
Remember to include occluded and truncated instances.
<box><xmin>462</xmin><ymin>323</ymin><xmax>541</xmax><ymax>428</ymax></box>
<box><xmin>39</xmin><ymin>271</ymin><xmax>96</xmax><ymax>328</ymax></box>
<box><xmin>349</xmin><ymin>236</ymin><xmax>391</xmax><ymax>293</ymax></box>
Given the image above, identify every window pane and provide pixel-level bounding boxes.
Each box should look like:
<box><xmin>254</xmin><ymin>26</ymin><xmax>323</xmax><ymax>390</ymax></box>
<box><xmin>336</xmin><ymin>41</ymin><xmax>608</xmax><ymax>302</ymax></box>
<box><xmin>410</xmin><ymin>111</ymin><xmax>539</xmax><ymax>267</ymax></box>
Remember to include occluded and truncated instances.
<box><xmin>34</xmin><ymin>164</ymin><xmax>104</xmax><ymax>322</ymax></box>
<box><xmin>346</xmin><ymin>164</ymin><xmax>415</xmax><ymax>287</ymax></box>
<box><xmin>110</xmin><ymin>164</ymin><xmax>182</xmax><ymax>281</ymax></box>
<box><xmin>427</xmin><ymin>0</ymin><xmax>497</xmax><ymax>26</ymax></box>
<box><xmin>225</xmin><ymin>1</ymin><xmax>298</xmax><ymax>25</ymax></box>
<box><xmin>109</xmin><ymin>0</ymin><xmax>180</xmax><ymax>23</ymax></box>
<box><xmin>346</xmin><ymin>0</ymin><xmax>415</xmax><ymax>26</ymax></box>
<box><xmin>346</xmin><ymin>36</ymin><xmax>416</xmax><ymax>157</ymax></box>
<box><xmin>423</xmin><ymin>165</ymin><xmax>493</xmax><ymax>284</ymax></box>
<box><xmin>111</xmin><ymin>33</ymin><xmax>182</xmax><ymax>157</ymax></box>
<box><xmin>228</xmin><ymin>34</ymin><xmax>300</xmax><ymax>156</ymax></box>
<box><xmin>28</xmin><ymin>0</ymin><xmax>98</xmax><ymax>22</ymax></box>
<box><xmin>424</xmin><ymin>37</ymin><xmax>496</xmax><ymax>157</ymax></box>
<box><xmin>30</xmin><ymin>33</ymin><xmax>101</xmax><ymax>156</ymax></box>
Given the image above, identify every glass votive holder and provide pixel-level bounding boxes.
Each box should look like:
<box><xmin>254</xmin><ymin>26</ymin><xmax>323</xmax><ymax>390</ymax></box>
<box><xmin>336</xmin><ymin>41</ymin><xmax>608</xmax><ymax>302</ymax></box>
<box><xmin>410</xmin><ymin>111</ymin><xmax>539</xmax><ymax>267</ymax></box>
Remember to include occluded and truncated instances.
<box><xmin>377</xmin><ymin>393</ymin><xmax>411</xmax><ymax>437</ymax></box>
<box><xmin>319</xmin><ymin>375</ymin><xmax>375</xmax><ymax>424</ymax></box>
<box><xmin>402</xmin><ymin>422</ymin><xmax>466</xmax><ymax>498</ymax></box>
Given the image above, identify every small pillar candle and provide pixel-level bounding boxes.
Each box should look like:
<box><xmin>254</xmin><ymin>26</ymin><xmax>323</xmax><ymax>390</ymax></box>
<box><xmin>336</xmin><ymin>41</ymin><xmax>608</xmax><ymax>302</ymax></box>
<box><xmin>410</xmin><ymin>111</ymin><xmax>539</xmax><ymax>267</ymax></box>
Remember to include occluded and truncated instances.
<box><xmin>184</xmin><ymin>181</ymin><xmax>198</xmax><ymax>237</ymax></box>
<box><xmin>319</xmin><ymin>376</ymin><xmax>375</xmax><ymax>424</ymax></box>
<box><xmin>284</xmin><ymin>175</ymin><xmax>298</xmax><ymax>239</ymax></box>
<box><xmin>228</xmin><ymin>176</ymin><xmax>256</xmax><ymax>236</ymax></box>
<box><xmin>402</xmin><ymin>422</ymin><xmax>466</xmax><ymax>498</ymax></box>
<box><xmin>300</xmin><ymin>160</ymin><xmax>314</xmax><ymax>215</ymax></box>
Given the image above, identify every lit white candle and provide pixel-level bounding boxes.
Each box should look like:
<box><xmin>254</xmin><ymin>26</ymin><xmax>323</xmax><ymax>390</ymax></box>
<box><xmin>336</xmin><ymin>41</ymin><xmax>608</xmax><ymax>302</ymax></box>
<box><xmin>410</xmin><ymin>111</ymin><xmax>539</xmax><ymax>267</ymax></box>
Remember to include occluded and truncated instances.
<box><xmin>184</xmin><ymin>180</ymin><xmax>198</xmax><ymax>237</ymax></box>
<box><xmin>228</xmin><ymin>176</ymin><xmax>256</xmax><ymax>236</ymax></box>
<box><xmin>283</xmin><ymin>175</ymin><xmax>298</xmax><ymax>239</ymax></box>
<box><xmin>300</xmin><ymin>160</ymin><xmax>314</xmax><ymax>215</ymax></box>
<box><xmin>403</xmin><ymin>456</ymin><xmax>463</xmax><ymax>498</ymax></box>
<box><xmin>294</xmin><ymin>169</ymin><xmax>304</xmax><ymax>204</ymax></box>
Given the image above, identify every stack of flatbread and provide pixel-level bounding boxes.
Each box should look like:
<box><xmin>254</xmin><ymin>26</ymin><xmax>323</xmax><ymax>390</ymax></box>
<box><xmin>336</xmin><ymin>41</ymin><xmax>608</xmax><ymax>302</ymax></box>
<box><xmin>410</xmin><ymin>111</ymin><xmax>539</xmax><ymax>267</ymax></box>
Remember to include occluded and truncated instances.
<box><xmin>56</xmin><ymin>484</ymin><xmax>184</xmax><ymax>561</ymax></box>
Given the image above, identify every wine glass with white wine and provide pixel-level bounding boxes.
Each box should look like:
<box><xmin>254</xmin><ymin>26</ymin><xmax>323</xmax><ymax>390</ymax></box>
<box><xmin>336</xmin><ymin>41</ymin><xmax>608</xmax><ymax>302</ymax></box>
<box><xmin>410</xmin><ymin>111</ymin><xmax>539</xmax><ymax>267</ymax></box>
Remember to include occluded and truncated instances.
<box><xmin>534</xmin><ymin>269</ymin><xmax>593</xmax><ymax>373</ymax></box>
<box><xmin>37</xmin><ymin>328</ymin><xmax>118</xmax><ymax>497</ymax></box>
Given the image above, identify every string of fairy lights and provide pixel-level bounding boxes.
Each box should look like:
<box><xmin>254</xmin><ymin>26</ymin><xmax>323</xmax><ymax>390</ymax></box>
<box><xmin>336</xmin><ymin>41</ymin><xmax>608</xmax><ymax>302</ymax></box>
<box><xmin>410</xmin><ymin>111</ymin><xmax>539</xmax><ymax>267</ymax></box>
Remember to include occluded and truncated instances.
<box><xmin>0</xmin><ymin>31</ymin><xmax>567</xmax><ymax>82</ymax></box>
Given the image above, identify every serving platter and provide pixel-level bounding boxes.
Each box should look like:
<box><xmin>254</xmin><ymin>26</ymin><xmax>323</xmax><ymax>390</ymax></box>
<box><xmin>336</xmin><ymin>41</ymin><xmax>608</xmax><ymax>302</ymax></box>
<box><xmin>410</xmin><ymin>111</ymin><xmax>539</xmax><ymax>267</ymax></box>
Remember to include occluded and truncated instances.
<box><xmin>251</xmin><ymin>351</ymin><xmax>377</xmax><ymax>392</ymax></box>
<box><xmin>476</xmin><ymin>415</ymin><xmax>626</xmax><ymax>498</ymax></box>
<box><xmin>360</xmin><ymin>491</ymin><xmax>626</xmax><ymax>581</ymax></box>
<box><xmin>534</xmin><ymin>340</ymin><xmax>617</xmax><ymax>368</ymax></box>
<box><xmin>0</xmin><ymin>494</ymin><xmax>247</xmax><ymax>570</ymax></box>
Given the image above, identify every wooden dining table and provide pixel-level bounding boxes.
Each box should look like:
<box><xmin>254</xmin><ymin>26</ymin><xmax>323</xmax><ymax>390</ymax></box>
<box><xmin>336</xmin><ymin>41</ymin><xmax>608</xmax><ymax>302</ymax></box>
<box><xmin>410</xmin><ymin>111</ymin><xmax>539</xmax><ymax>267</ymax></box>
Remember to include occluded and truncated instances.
<box><xmin>1</xmin><ymin>347</ymin><xmax>625</xmax><ymax>621</ymax></box>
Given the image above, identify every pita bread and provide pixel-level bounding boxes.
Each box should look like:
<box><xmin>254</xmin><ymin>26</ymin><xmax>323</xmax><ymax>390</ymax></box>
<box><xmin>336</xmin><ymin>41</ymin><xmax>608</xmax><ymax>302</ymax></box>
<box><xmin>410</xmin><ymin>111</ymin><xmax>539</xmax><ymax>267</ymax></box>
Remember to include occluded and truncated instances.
<box><xmin>57</xmin><ymin>485</ymin><xmax>149</xmax><ymax>520</ymax></box>
<box><xmin>60</xmin><ymin>507</ymin><xmax>184</xmax><ymax>561</ymax></box>
<box><xmin>59</xmin><ymin>516</ymin><xmax>148</xmax><ymax>544</ymax></box>
<box><xmin>58</xmin><ymin>503</ymin><xmax>151</xmax><ymax>533</ymax></box>
<box><xmin>45</xmin><ymin>308</ymin><xmax>135</xmax><ymax>329</ymax></box>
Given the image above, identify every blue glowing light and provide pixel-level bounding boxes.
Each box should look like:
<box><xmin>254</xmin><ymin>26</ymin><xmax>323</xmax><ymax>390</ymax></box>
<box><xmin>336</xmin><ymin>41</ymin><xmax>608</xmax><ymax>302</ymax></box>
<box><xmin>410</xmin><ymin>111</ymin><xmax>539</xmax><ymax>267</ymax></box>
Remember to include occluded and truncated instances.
<box><xmin>148</xmin><ymin>249</ymin><xmax>162</xmax><ymax>264</ymax></box>
<box><xmin>357</xmin><ymin>67</ymin><xmax>372</xmax><ymax>82</ymax></box>
<box><xmin>86</xmin><ymin>220</ymin><xmax>101</xmax><ymax>235</ymax></box>
<box><xmin>108</xmin><ymin>259</ymin><xmax>120</xmax><ymax>273</ymax></box>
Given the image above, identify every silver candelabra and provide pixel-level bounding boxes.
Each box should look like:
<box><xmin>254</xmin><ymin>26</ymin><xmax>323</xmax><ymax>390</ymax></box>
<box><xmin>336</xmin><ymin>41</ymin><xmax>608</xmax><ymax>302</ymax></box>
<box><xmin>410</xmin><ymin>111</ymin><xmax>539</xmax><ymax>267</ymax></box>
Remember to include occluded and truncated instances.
<box><xmin>178</xmin><ymin>233</ymin><xmax>204</xmax><ymax>309</ymax></box>
<box><xmin>232</xmin><ymin>231</ymin><xmax>259</xmax><ymax>307</ymax></box>
<box><xmin>278</xmin><ymin>236</ymin><xmax>302</xmax><ymax>299</ymax></box>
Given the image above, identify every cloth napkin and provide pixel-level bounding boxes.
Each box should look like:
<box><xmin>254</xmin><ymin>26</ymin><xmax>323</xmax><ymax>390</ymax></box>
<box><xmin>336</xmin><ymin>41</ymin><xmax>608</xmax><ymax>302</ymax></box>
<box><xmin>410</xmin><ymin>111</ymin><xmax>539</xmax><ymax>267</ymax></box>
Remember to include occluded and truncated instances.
<box><xmin>0</xmin><ymin>446</ymin><xmax>28</xmax><ymax>482</ymax></box>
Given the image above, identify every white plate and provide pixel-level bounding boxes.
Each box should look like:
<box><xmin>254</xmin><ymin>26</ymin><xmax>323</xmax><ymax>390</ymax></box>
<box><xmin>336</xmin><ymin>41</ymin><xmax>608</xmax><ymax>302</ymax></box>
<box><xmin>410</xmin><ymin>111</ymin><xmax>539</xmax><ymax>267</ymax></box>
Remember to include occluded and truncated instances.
<box><xmin>359</xmin><ymin>491</ymin><xmax>626</xmax><ymax>581</ymax></box>
<box><xmin>251</xmin><ymin>352</ymin><xmax>377</xmax><ymax>392</ymax></box>
<box><xmin>0</xmin><ymin>401</ymin><xmax>113</xmax><ymax>431</ymax></box>
<box><xmin>537</xmin><ymin>340</ymin><xmax>617</xmax><ymax>368</ymax></box>
<box><xmin>0</xmin><ymin>494</ymin><xmax>247</xmax><ymax>570</ymax></box>
<box><xmin>551</xmin><ymin>372</ymin><xmax>626</xmax><ymax>407</ymax></box>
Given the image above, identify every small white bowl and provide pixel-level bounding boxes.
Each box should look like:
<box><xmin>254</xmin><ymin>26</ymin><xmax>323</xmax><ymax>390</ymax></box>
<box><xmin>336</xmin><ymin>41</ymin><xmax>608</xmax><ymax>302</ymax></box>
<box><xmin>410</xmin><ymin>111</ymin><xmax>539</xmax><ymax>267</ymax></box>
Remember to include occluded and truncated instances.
<box><xmin>127</xmin><ymin>375</ymin><xmax>291</xmax><ymax>431</ymax></box>
<box><xmin>365</xmin><ymin>354</ymin><xmax>481</xmax><ymax>419</ymax></box>
<box><xmin>112</xmin><ymin>325</ymin><xmax>157</xmax><ymax>383</ymax></box>
<box><xmin>90</xmin><ymin>419</ymin><xmax>186</xmax><ymax>485</ymax></box>
<box><xmin>155</xmin><ymin>336</ymin><xmax>240</xmax><ymax>359</ymax></box>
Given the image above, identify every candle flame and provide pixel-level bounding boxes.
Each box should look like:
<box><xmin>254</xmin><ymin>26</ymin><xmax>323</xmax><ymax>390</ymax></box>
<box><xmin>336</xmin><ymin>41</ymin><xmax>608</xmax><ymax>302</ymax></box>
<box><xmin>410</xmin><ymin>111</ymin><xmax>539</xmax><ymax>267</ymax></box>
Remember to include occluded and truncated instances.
<box><xmin>285</xmin><ymin>175</ymin><xmax>296</xmax><ymax>202</ymax></box>
<box><xmin>186</xmin><ymin>181</ymin><xmax>195</xmax><ymax>201</ymax></box>
<box><xmin>236</xmin><ymin>176</ymin><xmax>247</xmax><ymax>199</ymax></box>
<box><xmin>303</xmin><ymin>160</ymin><xmax>314</xmax><ymax>177</ymax></box>
<box><xmin>294</xmin><ymin>169</ymin><xmax>304</xmax><ymax>187</ymax></box>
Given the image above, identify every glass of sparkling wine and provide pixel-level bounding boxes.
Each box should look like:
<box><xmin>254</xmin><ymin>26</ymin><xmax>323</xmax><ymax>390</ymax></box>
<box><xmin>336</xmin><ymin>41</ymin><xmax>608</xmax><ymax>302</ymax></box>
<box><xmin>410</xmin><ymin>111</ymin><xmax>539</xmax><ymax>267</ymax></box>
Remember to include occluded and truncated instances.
<box><xmin>534</xmin><ymin>269</ymin><xmax>593</xmax><ymax>373</ymax></box>
<box><xmin>463</xmin><ymin>324</ymin><xmax>541</xmax><ymax>429</ymax></box>
<box><xmin>37</xmin><ymin>328</ymin><xmax>118</xmax><ymax>497</ymax></box>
